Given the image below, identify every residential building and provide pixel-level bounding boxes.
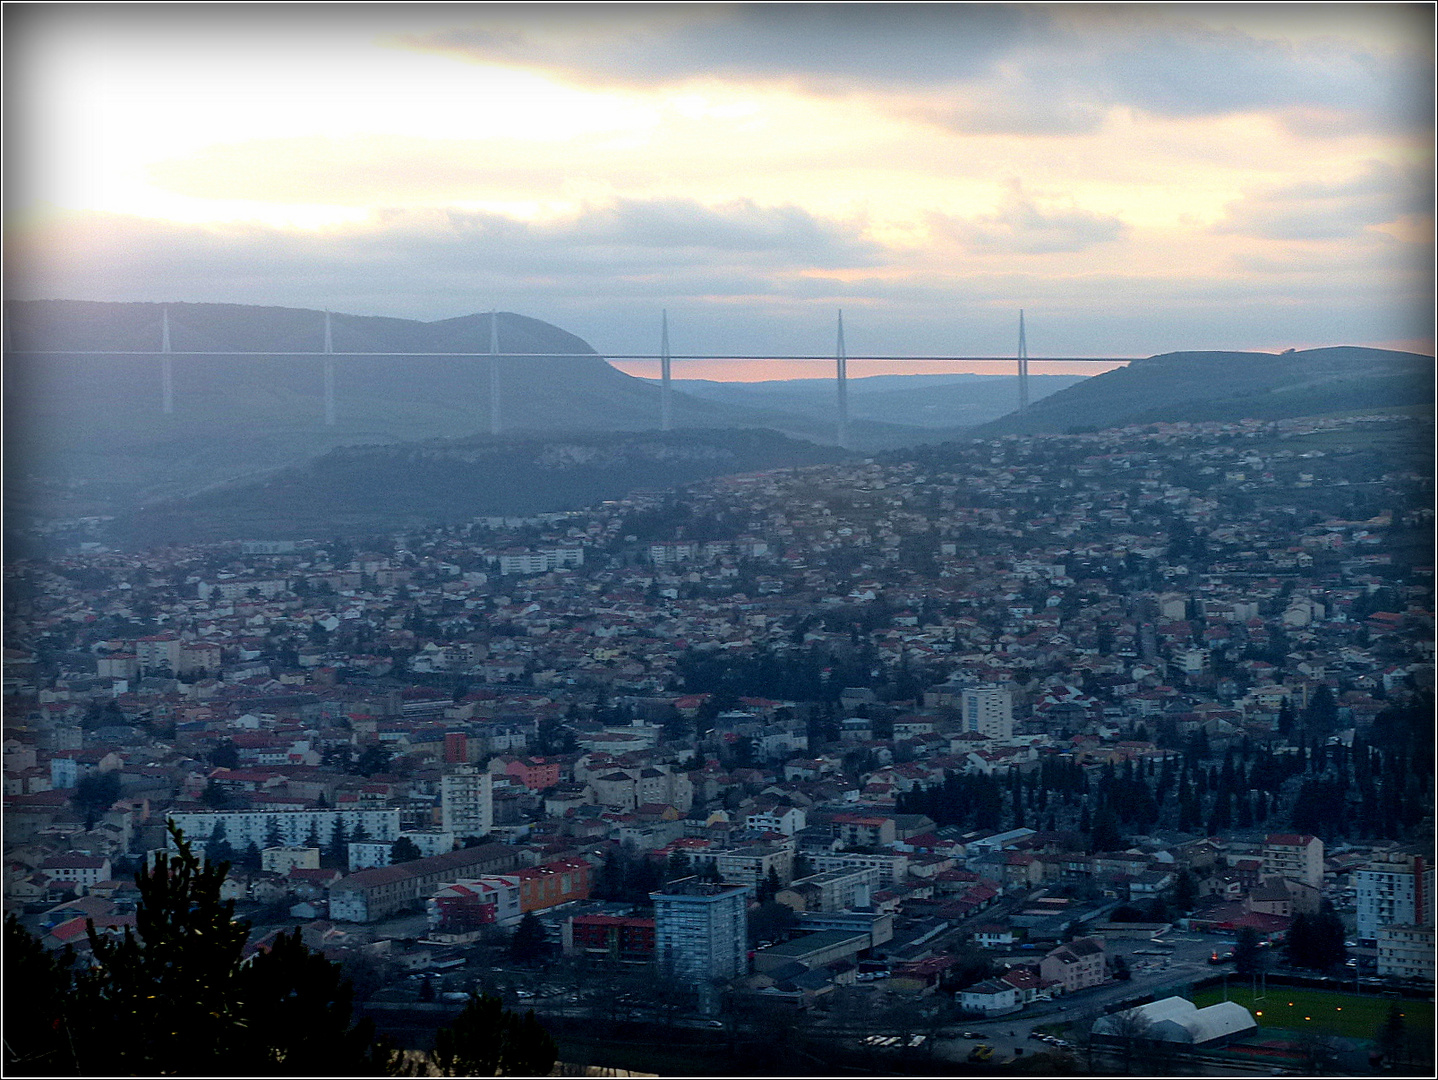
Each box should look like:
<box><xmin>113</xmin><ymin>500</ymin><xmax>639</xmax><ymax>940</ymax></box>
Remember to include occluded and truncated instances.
<box><xmin>261</xmin><ymin>846</ymin><xmax>319</xmax><ymax>875</ymax></box>
<box><xmin>959</xmin><ymin>978</ymin><xmax>1022</xmax><ymax>1016</ymax></box>
<box><xmin>1356</xmin><ymin>853</ymin><xmax>1433</xmax><ymax>940</ymax></box>
<box><xmin>961</xmin><ymin>686</ymin><xmax>1014</xmax><ymax>740</ymax></box>
<box><xmin>1039</xmin><ymin>936</ymin><xmax>1107</xmax><ymax>994</ymax></box>
<box><xmin>775</xmin><ymin>866</ymin><xmax>879</xmax><ymax>913</ymax></box>
<box><xmin>38</xmin><ymin>854</ymin><xmax>111</xmax><ymax>889</ymax></box>
<box><xmin>440</xmin><ymin>765</ymin><xmax>493</xmax><ymax>839</ymax></box>
<box><xmin>168</xmin><ymin>808</ymin><xmax>401</xmax><ymax>851</ymax></box>
<box><xmin>1375</xmin><ymin>924</ymin><xmax>1435</xmax><ymax>982</ymax></box>
<box><xmin>329</xmin><ymin>843</ymin><xmax>519</xmax><ymax>923</ymax></box>
<box><xmin>1262</xmin><ymin>833</ymin><xmax>1324</xmax><ymax>890</ymax></box>
<box><xmin>651</xmin><ymin>878</ymin><xmax>749</xmax><ymax>987</ymax></box>
<box><xmin>563</xmin><ymin>914</ymin><xmax>656</xmax><ymax>962</ymax></box>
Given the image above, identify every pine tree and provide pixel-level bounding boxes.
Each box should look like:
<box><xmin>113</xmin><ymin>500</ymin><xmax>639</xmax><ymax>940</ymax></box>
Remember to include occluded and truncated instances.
<box><xmin>431</xmin><ymin>993</ymin><xmax>557</xmax><ymax>1077</ymax></box>
<box><xmin>327</xmin><ymin>817</ymin><xmax>350</xmax><ymax>867</ymax></box>
<box><xmin>391</xmin><ymin>835</ymin><xmax>423</xmax><ymax>863</ymax></box>
<box><xmin>7</xmin><ymin>823</ymin><xmax>389</xmax><ymax>1075</ymax></box>
<box><xmin>508</xmin><ymin>912</ymin><xmax>549</xmax><ymax>963</ymax></box>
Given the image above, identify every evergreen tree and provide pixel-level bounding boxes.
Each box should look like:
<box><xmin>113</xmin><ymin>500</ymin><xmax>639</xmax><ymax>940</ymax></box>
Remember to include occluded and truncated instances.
<box><xmin>391</xmin><ymin>836</ymin><xmax>423</xmax><ymax>863</ymax></box>
<box><xmin>431</xmin><ymin>993</ymin><xmax>557</xmax><ymax>1077</ymax></box>
<box><xmin>3</xmin><ymin>915</ymin><xmax>78</xmax><ymax>1072</ymax></box>
<box><xmin>6</xmin><ymin>823</ymin><xmax>389</xmax><ymax>1075</ymax></box>
<box><xmin>1376</xmin><ymin>1000</ymin><xmax>1408</xmax><ymax>1064</ymax></box>
<box><xmin>241</xmin><ymin>841</ymin><xmax>263</xmax><ymax>871</ymax></box>
<box><xmin>73</xmin><ymin>771</ymin><xmax>122</xmax><ymax>830</ymax></box>
<box><xmin>509</xmin><ymin>912</ymin><xmax>549</xmax><ymax>963</ymax></box>
<box><xmin>327</xmin><ymin>817</ymin><xmax>350</xmax><ymax>867</ymax></box>
<box><xmin>1088</xmin><ymin>801</ymin><xmax>1123</xmax><ymax>854</ymax></box>
<box><xmin>1233</xmin><ymin>927</ymin><xmax>1265</xmax><ymax>979</ymax></box>
<box><xmin>208</xmin><ymin>819</ymin><xmax>235</xmax><ymax>865</ymax></box>
<box><xmin>264</xmin><ymin>815</ymin><xmax>284</xmax><ymax>848</ymax></box>
<box><xmin>1286</xmin><ymin>906</ymin><xmax>1347</xmax><ymax>971</ymax></box>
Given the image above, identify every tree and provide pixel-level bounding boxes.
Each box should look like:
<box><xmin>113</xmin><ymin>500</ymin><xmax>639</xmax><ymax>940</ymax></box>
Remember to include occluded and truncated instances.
<box><xmin>326</xmin><ymin>817</ymin><xmax>350</xmax><ymax>867</ymax></box>
<box><xmin>1376</xmin><ymin>999</ymin><xmax>1408</xmax><ymax>1065</ymax></box>
<box><xmin>241</xmin><ymin>840</ymin><xmax>263</xmax><ymax>871</ymax></box>
<box><xmin>1171</xmin><ymin>868</ymin><xmax>1200</xmax><ymax>913</ymax></box>
<box><xmin>1233</xmin><ymin>926</ymin><xmax>1266</xmax><ymax>980</ymax></box>
<box><xmin>209</xmin><ymin>739</ymin><xmax>240</xmax><ymax>769</ymax></box>
<box><xmin>72</xmin><ymin>770</ymin><xmax>122</xmax><ymax>830</ymax></box>
<box><xmin>356</xmin><ymin>743</ymin><xmax>392</xmax><ymax>777</ymax></box>
<box><xmin>1100</xmin><ymin>1006</ymin><xmax>1155</xmax><ymax>1074</ymax></box>
<box><xmin>6</xmin><ymin>823</ymin><xmax>389</xmax><ymax>1075</ymax></box>
<box><xmin>431</xmin><ymin>993</ymin><xmax>558</xmax><ymax>1077</ymax></box>
<box><xmin>757</xmin><ymin>864</ymin><xmax>782</xmax><ymax>903</ymax></box>
<box><xmin>391</xmin><ymin>836</ymin><xmax>423</xmax><ymax>864</ymax></box>
<box><xmin>508</xmin><ymin>912</ymin><xmax>549</xmax><ymax>963</ymax></box>
<box><xmin>1286</xmin><ymin>905</ymin><xmax>1347</xmax><ymax>971</ymax></box>
<box><xmin>208</xmin><ymin>818</ymin><xmax>235</xmax><ymax>865</ymax></box>
<box><xmin>3</xmin><ymin>914</ymin><xmax>78</xmax><ymax>1072</ymax></box>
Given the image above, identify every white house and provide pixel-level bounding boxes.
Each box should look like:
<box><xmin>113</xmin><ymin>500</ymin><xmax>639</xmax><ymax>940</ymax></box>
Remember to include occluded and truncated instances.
<box><xmin>958</xmin><ymin>978</ymin><xmax>1022</xmax><ymax>1016</ymax></box>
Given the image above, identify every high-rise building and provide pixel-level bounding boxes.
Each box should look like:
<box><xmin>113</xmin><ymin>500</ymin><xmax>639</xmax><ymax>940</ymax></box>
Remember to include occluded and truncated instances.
<box><xmin>651</xmin><ymin>878</ymin><xmax>749</xmax><ymax>988</ymax></box>
<box><xmin>961</xmin><ymin>686</ymin><xmax>1013</xmax><ymax>740</ymax></box>
<box><xmin>1356</xmin><ymin>852</ymin><xmax>1432</xmax><ymax>940</ymax></box>
<box><xmin>441</xmin><ymin>764</ymin><xmax>493</xmax><ymax>839</ymax></box>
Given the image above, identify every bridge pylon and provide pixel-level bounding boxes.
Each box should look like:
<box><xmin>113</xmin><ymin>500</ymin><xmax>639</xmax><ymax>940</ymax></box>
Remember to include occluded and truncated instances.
<box><xmin>489</xmin><ymin>311</ymin><xmax>502</xmax><ymax>436</ymax></box>
<box><xmin>835</xmin><ymin>310</ymin><xmax>849</xmax><ymax>449</ymax></box>
<box><xmin>323</xmin><ymin>310</ymin><xmax>336</xmax><ymax>427</ymax></box>
<box><xmin>1017</xmin><ymin>309</ymin><xmax>1029</xmax><ymax>412</ymax></box>
<box><xmin>660</xmin><ymin>310</ymin><xmax>672</xmax><ymax>432</ymax></box>
<box><xmin>161</xmin><ymin>307</ymin><xmax>174</xmax><ymax>415</ymax></box>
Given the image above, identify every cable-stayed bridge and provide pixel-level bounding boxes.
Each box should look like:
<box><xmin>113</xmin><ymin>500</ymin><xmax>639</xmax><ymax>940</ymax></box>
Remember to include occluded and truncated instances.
<box><xmin>5</xmin><ymin>308</ymin><xmax>1138</xmax><ymax>447</ymax></box>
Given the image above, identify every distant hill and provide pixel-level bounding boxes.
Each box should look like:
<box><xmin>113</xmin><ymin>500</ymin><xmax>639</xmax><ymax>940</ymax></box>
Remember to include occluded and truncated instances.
<box><xmin>972</xmin><ymin>347</ymin><xmax>1434</xmax><ymax>436</ymax></box>
<box><xmin>669</xmin><ymin>371</ymin><xmax>1087</xmax><ymax>429</ymax></box>
<box><xmin>2</xmin><ymin>300</ymin><xmax>916</xmax><ymax>520</ymax></box>
<box><xmin>116</xmin><ymin>428</ymin><xmax>843</xmax><ymax>544</ymax></box>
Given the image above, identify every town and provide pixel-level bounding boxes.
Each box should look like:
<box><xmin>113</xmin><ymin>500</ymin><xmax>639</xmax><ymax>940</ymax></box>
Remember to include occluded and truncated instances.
<box><xmin>5</xmin><ymin>410</ymin><xmax>1433</xmax><ymax>1074</ymax></box>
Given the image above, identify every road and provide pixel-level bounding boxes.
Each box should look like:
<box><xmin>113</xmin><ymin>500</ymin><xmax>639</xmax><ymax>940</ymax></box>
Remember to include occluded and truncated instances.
<box><xmin>929</xmin><ymin>931</ymin><xmax>1228</xmax><ymax>1065</ymax></box>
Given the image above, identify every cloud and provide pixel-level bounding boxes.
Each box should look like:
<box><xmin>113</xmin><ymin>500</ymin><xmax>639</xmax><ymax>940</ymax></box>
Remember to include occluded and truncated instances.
<box><xmin>404</xmin><ymin>5</ymin><xmax>1434</xmax><ymax>138</ymax></box>
<box><xmin>407</xmin><ymin>4</ymin><xmax>1044</xmax><ymax>91</ymax></box>
<box><xmin>4</xmin><ymin>199</ymin><xmax>879</xmax><ymax>316</ymax></box>
<box><xmin>1215</xmin><ymin>160</ymin><xmax>1434</xmax><ymax>241</ymax></box>
<box><xmin>934</xmin><ymin>182</ymin><xmax>1126</xmax><ymax>255</ymax></box>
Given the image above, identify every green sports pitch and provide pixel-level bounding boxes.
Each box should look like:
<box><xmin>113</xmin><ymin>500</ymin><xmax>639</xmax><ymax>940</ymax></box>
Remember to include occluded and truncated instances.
<box><xmin>1191</xmin><ymin>986</ymin><xmax>1433</xmax><ymax>1040</ymax></box>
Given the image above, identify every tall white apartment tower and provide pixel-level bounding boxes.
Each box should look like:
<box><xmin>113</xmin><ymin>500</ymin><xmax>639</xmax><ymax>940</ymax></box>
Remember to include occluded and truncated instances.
<box><xmin>1356</xmin><ymin>852</ymin><xmax>1432</xmax><ymax>940</ymax></box>
<box><xmin>440</xmin><ymin>764</ymin><xmax>494</xmax><ymax>840</ymax></box>
<box><xmin>961</xmin><ymin>686</ymin><xmax>1014</xmax><ymax>740</ymax></box>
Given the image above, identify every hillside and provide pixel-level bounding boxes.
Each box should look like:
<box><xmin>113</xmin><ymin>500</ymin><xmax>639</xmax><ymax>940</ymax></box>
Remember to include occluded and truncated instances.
<box><xmin>973</xmin><ymin>347</ymin><xmax>1434</xmax><ymax>436</ymax></box>
<box><xmin>115</xmin><ymin>428</ymin><xmax>843</xmax><ymax>544</ymax></box>
<box><xmin>3</xmin><ymin>301</ymin><xmax>913</xmax><ymax>521</ymax></box>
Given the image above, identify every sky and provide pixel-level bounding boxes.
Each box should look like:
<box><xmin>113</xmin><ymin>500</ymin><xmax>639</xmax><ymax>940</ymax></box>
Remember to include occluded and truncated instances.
<box><xmin>4</xmin><ymin>3</ymin><xmax>1434</xmax><ymax>381</ymax></box>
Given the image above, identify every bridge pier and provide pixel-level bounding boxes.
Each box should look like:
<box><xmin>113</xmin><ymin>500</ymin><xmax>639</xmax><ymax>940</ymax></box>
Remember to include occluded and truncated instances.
<box><xmin>323</xmin><ymin>310</ymin><xmax>336</xmax><ymax>427</ymax></box>
<box><xmin>489</xmin><ymin>311</ymin><xmax>501</xmax><ymax>436</ymax></box>
<box><xmin>1018</xmin><ymin>309</ymin><xmax>1029</xmax><ymax>412</ymax></box>
<box><xmin>835</xmin><ymin>310</ymin><xmax>849</xmax><ymax>449</ymax></box>
<box><xmin>660</xmin><ymin>310</ymin><xmax>672</xmax><ymax>432</ymax></box>
<box><xmin>161</xmin><ymin>307</ymin><xmax>173</xmax><ymax>415</ymax></box>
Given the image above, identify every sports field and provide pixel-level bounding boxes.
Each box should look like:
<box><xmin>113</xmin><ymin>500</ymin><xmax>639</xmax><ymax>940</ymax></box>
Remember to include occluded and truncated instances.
<box><xmin>1191</xmin><ymin>986</ymin><xmax>1433</xmax><ymax>1041</ymax></box>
